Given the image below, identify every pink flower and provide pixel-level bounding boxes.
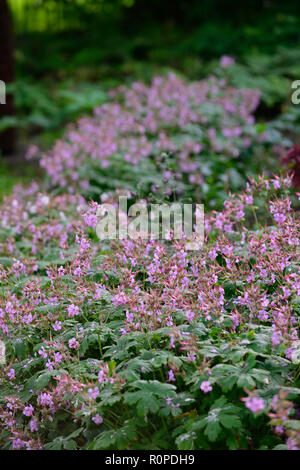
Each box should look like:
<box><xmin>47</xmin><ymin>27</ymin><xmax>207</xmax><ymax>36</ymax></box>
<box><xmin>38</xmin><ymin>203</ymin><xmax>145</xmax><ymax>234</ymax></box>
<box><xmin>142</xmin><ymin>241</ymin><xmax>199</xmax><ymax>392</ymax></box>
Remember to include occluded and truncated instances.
<box><xmin>53</xmin><ymin>321</ymin><xmax>62</xmax><ymax>331</ymax></box>
<box><xmin>23</xmin><ymin>405</ymin><xmax>34</xmax><ymax>417</ymax></box>
<box><xmin>287</xmin><ymin>438</ymin><xmax>299</xmax><ymax>450</ymax></box>
<box><xmin>220</xmin><ymin>55</ymin><xmax>235</xmax><ymax>68</ymax></box>
<box><xmin>98</xmin><ymin>367</ymin><xmax>109</xmax><ymax>384</ymax></box>
<box><xmin>53</xmin><ymin>352</ymin><xmax>63</xmax><ymax>364</ymax></box>
<box><xmin>58</xmin><ymin>266</ymin><xmax>65</xmax><ymax>277</ymax></box>
<box><xmin>67</xmin><ymin>304</ymin><xmax>80</xmax><ymax>317</ymax></box>
<box><xmin>111</xmin><ymin>291</ymin><xmax>128</xmax><ymax>306</ymax></box>
<box><xmin>30</xmin><ymin>419</ymin><xmax>38</xmax><ymax>432</ymax></box>
<box><xmin>39</xmin><ymin>392</ymin><xmax>53</xmax><ymax>407</ymax></box>
<box><xmin>38</xmin><ymin>346</ymin><xmax>48</xmax><ymax>359</ymax></box>
<box><xmin>185</xmin><ymin>309</ymin><xmax>195</xmax><ymax>323</ymax></box>
<box><xmin>12</xmin><ymin>438</ymin><xmax>26</xmax><ymax>450</ymax></box>
<box><xmin>93</xmin><ymin>283</ymin><xmax>106</xmax><ymax>300</ymax></box>
<box><xmin>73</xmin><ymin>267</ymin><xmax>82</xmax><ymax>277</ymax></box>
<box><xmin>167</xmin><ymin>370</ymin><xmax>175</xmax><ymax>382</ymax></box>
<box><xmin>200</xmin><ymin>381</ymin><xmax>213</xmax><ymax>393</ymax></box>
<box><xmin>245</xmin><ymin>194</ymin><xmax>253</xmax><ymax>205</ymax></box>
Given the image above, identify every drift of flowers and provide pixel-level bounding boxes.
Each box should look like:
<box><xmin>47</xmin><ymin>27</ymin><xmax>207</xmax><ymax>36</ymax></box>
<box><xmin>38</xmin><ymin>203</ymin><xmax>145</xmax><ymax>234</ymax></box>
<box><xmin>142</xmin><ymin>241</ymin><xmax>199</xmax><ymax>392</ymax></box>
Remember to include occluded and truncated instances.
<box><xmin>27</xmin><ymin>73</ymin><xmax>286</xmax><ymax>207</ymax></box>
<box><xmin>0</xmin><ymin>171</ymin><xmax>299</xmax><ymax>450</ymax></box>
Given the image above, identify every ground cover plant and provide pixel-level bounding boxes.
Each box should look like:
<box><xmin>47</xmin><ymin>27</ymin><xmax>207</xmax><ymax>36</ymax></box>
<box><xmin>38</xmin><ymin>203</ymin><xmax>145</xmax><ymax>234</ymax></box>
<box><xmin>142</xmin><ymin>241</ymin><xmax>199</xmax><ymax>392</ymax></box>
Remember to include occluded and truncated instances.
<box><xmin>0</xmin><ymin>170</ymin><xmax>299</xmax><ymax>450</ymax></box>
<box><xmin>29</xmin><ymin>72</ymin><xmax>291</xmax><ymax>210</ymax></box>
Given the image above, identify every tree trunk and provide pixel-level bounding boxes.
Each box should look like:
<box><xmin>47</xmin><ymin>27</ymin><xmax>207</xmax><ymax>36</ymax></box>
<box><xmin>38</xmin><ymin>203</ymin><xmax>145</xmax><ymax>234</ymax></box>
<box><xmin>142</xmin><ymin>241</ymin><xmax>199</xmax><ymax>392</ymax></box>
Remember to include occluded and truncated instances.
<box><xmin>0</xmin><ymin>0</ymin><xmax>15</xmax><ymax>155</ymax></box>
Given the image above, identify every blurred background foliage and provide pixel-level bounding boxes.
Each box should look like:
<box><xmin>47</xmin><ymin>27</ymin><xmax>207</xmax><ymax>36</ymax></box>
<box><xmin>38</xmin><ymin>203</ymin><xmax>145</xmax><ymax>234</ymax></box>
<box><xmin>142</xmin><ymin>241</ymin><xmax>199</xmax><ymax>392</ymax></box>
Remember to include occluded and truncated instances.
<box><xmin>1</xmin><ymin>0</ymin><xmax>300</xmax><ymax>194</ymax></box>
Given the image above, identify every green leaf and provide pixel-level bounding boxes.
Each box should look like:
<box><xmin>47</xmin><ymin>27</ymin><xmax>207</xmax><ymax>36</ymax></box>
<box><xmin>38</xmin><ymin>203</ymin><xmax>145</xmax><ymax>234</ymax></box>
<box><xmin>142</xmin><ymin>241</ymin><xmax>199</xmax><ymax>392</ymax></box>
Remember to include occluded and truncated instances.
<box><xmin>124</xmin><ymin>390</ymin><xmax>160</xmax><ymax>416</ymax></box>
